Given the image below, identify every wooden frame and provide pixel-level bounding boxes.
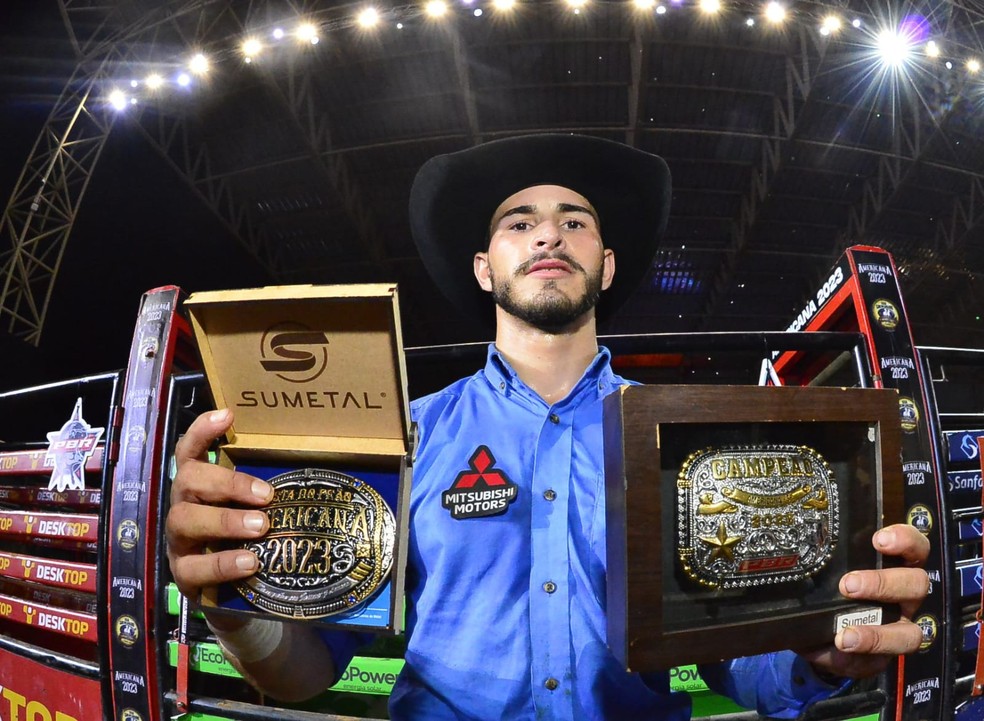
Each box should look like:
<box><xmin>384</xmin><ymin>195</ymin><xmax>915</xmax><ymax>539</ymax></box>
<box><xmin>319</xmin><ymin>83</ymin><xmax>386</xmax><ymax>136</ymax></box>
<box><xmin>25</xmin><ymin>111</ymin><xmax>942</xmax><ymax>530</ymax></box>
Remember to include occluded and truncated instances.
<box><xmin>604</xmin><ymin>385</ymin><xmax>903</xmax><ymax>670</ymax></box>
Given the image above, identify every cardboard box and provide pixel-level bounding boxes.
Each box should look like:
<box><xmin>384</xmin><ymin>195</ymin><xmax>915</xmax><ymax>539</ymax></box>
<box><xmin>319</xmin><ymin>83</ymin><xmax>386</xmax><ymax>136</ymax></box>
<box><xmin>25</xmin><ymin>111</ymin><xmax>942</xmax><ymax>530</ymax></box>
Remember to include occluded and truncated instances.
<box><xmin>185</xmin><ymin>284</ymin><xmax>412</xmax><ymax>633</ymax></box>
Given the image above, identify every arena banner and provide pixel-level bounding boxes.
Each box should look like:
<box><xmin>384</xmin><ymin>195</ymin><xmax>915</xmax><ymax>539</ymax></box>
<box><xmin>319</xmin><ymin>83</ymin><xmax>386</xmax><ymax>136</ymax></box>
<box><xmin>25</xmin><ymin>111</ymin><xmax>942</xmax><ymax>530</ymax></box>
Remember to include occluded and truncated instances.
<box><xmin>0</xmin><ymin>552</ymin><xmax>96</xmax><ymax>593</ymax></box>
<box><xmin>0</xmin><ymin>645</ymin><xmax>101</xmax><ymax>721</ymax></box>
<box><xmin>773</xmin><ymin>246</ymin><xmax>949</xmax><ymax>721</ymax></box>
<box><xmin>0</xmin><ymin>591</ymin><xmax>97</xmax><ymax>642</ymax></box>
<box><xmin>106</xmin><ymin>287</ymin><xmax>190</xmax><ymax>721</ymax></box>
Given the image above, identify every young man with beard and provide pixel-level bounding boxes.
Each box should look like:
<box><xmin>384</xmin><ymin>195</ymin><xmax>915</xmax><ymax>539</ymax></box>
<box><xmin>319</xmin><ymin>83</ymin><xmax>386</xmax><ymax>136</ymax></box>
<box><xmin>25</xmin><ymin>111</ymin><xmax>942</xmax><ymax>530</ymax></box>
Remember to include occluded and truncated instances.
<box><xmin>166</xmin><ymin>134</ymin><xmax>930</xmax><ymax>720</ymax></box>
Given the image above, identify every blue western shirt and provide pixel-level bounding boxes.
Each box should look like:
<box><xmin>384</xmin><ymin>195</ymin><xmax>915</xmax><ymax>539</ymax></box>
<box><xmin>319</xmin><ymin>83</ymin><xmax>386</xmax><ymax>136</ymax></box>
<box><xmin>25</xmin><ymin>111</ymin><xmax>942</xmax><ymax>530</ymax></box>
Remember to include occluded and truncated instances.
<box><xmin>381</xmin><ymin>345</ymin><xmax>836</xmax><ymax>720</ymax></box>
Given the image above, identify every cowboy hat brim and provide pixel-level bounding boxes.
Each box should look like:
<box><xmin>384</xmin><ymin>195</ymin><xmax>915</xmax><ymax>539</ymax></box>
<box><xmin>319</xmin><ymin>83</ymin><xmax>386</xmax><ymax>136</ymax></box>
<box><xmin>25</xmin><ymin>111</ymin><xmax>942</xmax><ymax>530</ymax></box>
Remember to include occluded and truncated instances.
<box><xmin>409</xmin><ymin>134</ymin><xmax>671</xmax><ymax>326</ymax></box>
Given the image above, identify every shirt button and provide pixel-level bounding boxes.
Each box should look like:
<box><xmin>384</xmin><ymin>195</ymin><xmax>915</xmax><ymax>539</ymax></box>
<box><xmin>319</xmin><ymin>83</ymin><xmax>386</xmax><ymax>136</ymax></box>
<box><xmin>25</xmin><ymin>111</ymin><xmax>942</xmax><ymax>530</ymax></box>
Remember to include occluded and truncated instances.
<box><xmin>545</xmin><ymin>678</ymin><xmax>559</xmax><ymax>691</ymax></box>
<box><xmin>499</xmin><ymin>382</ymin><xmax>505</xmax><ymax>391</ymax></box>
<box><xmin>543</xmin><ymin>489</ymin><xmax>557</xmax><ymax>501</ymax></box>
<box><xmin>543</xmin><ymin>581</ymin><xmax>557</xmax><ymax>594</ymax></box>
<box><xmin>549</xmin><ymin>413</ymin><xmax>560</xmax><ymax>424</ymax></box>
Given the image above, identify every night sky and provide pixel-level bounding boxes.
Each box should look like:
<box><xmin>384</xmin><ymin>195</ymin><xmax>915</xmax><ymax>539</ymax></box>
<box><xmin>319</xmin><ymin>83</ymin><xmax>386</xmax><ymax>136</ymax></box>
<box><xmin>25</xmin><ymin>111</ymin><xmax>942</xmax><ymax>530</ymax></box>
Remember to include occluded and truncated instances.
<box><xmin>1</xmin><ymin>2</ymin><xmax>268</xmax><ymax>388</ymax></box>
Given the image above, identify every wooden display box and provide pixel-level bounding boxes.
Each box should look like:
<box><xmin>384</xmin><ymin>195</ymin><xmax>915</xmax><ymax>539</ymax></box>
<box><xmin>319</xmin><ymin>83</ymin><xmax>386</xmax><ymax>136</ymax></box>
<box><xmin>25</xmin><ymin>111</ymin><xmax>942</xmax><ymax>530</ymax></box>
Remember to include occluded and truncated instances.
<box><xmin>604</xmin><ymin>385</ymin><xmax>903</xmax><ymax>670</ymax></box>
<box><xmin>185</xmin><ymin>284</ymin><xmax>412</xmax><ymax>633</ymax></box>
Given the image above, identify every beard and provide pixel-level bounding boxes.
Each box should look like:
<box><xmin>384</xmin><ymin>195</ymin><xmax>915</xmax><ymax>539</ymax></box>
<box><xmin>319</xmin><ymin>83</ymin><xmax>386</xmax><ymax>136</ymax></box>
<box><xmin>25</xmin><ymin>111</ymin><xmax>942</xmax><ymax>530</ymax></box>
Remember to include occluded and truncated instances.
<box><xmin>489</xmin><ymin>252</ymin><xmax>604</xmax><ymax>333</ymax></box>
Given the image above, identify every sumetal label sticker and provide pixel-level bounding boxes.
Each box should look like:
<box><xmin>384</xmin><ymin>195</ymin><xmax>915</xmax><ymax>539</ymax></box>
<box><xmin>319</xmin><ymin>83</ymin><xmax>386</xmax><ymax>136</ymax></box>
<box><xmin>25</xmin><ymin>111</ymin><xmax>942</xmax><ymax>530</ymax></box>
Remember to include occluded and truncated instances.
<box><xmin>677</xmin><ymin>445</ymin><xmax>838</xmax><ymax>589</ymax></box>
<box><xmin>236</xmin><ymin>468</ymin><xmax>395</xmax><ymax>619</ymax></box>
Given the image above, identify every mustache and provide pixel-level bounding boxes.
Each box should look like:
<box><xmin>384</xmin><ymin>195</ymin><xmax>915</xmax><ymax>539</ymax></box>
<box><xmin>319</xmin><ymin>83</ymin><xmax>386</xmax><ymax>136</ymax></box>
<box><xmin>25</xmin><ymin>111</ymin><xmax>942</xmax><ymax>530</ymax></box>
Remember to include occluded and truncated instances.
<box><xmin>515</xmin><ymin>251</ymin><xmax>586</xmax><ymax>275</ymax></box>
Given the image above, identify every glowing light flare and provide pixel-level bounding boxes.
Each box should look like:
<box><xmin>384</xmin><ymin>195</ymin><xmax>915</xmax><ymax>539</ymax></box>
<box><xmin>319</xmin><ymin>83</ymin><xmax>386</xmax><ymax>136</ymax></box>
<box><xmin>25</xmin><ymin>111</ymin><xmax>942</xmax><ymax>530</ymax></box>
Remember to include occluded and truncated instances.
<box><xmin>425</xmin><ymin>1</ymin><xmax>448</xmax><ymax>17</ymax></box>
<box><xmin>189</xmin><ymin>53</ymin><xmax>209</xmax><ymax>75</ymax></box>
<box><xmin>819</xmin><ymin>15</ymin><xmax>841</xmax><ymax>36</ymax></box>
<box><xmin>357</xmin><ymin>7</ymin><xmax>380</xmax><ymax>27</ymax></box>
<box><xmin>698</xmin><ymin>0</ymin><xmax>721</xmax><ymax>15</ymax></box>
<box><xmin>272</xmin><ymin>27</ymin><xmax>285</xmax><ymax>40</ymax></box>
<box><xmin>925</xmin><ymin>41</ymin><xmax>940</xmax><ymax>58</ymax></box>
<box><xmin>176</xmin><ymin>72</ymin><xmax>191</xmax><ymax>87</ymax></box>
<box><xmin>968</xmin><ymin>58</ymin><xmax>982</xmax><ymax>74</ymax></box>
<box><xmin>108</xmin><ymin>89</ymin><xmax>128</xmax><ymax>111</ymax></box>
<box><xmin>492</xmin><ymin>0</ymin><xmax>516</xmax><ymax>9</ymax></box>
<box><xmin>565</xmin><ymin>0</ymin><xmax>588</xmax><ymax>8</ymax></box>
<box><xmin>633</xmin><ymin>0</ymin><xmax>656</xmax><ymax>9</ymax></box>
<box><xmin>764</xmin><ymin>2</ymin><xmax>786</xmax><ymax>25</ymax></box>
<box><xmin>145</xmin><ymin>73</ymin><xmax>164</xmax><ymax>90</ymax></box>
<box><xmin>876</xmin><ymin>28</ymin><xmax>915</xmax><ymax>68</ymax></box>
<box><xmin>242</xmin><ymin>38</ymin><xmax>263</xmax><ymax>59</ymax></box>
<box><xmin>296</xmin><ymin>23</ymin><xmax>320</xmax><ymax>44</ymax></box>
<box><xmin>656</xmin><ymin>5</ymin><xmax>667</xmax><ymax>14</ymax></box>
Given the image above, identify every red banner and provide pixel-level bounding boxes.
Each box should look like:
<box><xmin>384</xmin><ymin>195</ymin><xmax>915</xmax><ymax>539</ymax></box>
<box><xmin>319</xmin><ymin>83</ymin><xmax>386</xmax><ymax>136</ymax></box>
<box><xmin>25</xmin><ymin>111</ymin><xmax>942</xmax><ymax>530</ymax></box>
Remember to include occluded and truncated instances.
<box><xmin>0</xmin><ymin>645</ymin><xmax>102</xmax><ymax>721</ymax></box>
<box><xmin>0</xmin><ymin>511</ymin><xmax>98</xmax><ymax>543</ymax></box>
<box><xmin>0</xmin><ymin>592</ymin><xmax>97</xmax><ymax>642</ymax></box>
<box><xmin>0</xmin><ymin>447</ymin><xmax>105</xmax><ymax>476</ymax></box>
<box><xmin>0</xmin><ymin>552</ymin><xmax>97</xmax><ymax>592</ymax></box>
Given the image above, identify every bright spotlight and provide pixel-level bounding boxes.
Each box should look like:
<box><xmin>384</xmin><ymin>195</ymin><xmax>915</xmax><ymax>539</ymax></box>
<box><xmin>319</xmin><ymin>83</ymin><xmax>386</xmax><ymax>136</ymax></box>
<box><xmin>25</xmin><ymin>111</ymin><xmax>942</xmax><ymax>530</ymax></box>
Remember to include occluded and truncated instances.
<box><xmin>272</xmin><ymin>27</ymin><xmax>285</xmax><ymax>40</ymax></box>
<box><xmin>129</xmin><ymin>79</ymin><xmax>139</xmax><ymax>88</ymax></box>
<box><xmin>176</xmin><ymin>72</ymin><xmax>191</xmax><ymax>87</ymax></box>
<box><xmin>820</xmin><ymin>15</ymin><xmax>841</xmax><ymax>35</ymax></box>
<box><xmin>745</xmin><ymin>17</ymin><xmax>755</xmax><ymax>26</ymax></box>
<box><xmin>425</xmin><ymin>1</ymin><xmax>448</xmax><ymax>17</ymax></box>
<box><xmin>189</xmin><ymin>53</ymin><xmax>209</xmax><ymax>75</ymax></box>
<box><xmin>296</xmin><ymin>23</ymin><xmax>319</xmax><ymax>44</ymax></box>
<box><xmin>698</xmin><ymin>0</ymin><xmax>721</xmax><ymax>15</ymax></box>
<box><xmin>925</xmin><ymin>40</ymin><xmax>940</xmax><ymax>58</ymax></box>
<box><xmin>108</xmin><ymin>89</ymin><xmax>128</xmax><ymax>111</ymax></box>
<box><xmin>145</xmin><ymin>73</ymin><xmax>164</xmax><ymax>90</ymax></box>
<box><xmin>633</xmin><ymin>0</ymin><xmax>655</xmax><ymax>8</ymax></box>
<box><xmin>968</xmin><ymin>58</ymin><xmax>982</xmax><ymax>74</ymax></box>
<box><xmin>764</xmin><ymin>2</ymin><xmax>786</xmax><ymax>24</ymax></box>
<box><xmin>357</xmin><ymin>7</ymin><xmax>380</xmax><ymax>27</ymax></box>
<box><xmin>876</xmin><ymin>29</ymin><xmax>914</xmax><ymax>68</ymax></box>
<box><xmin>565</xmin><ymin>0</ymin><xmax>588</xmax><ymax>8</ymax></box>
<box><xmin>852</xmin><ymin>18</ymin><xmax>862</xmax><ymax>28</ymax></box>
<box><xmin>242</xmin><ymin>38</ymin><xmax>263</xmax><ymax>58</ymax></box>
<box><xmin>492</xmin><ymin>0</ymin><xmax>516</xmax><ymax>9</ymax></box>
<box><xmin>656</xmin><ymin>5</ymin><xmax>667</xmax><ymax>14</ymax></box>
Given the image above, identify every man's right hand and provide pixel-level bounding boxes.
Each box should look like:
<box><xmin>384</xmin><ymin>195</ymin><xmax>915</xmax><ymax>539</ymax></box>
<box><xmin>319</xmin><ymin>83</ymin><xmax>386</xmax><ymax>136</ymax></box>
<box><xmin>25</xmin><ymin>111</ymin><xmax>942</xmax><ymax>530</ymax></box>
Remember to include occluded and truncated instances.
<box><xmin>165</xmin><ymin>408</ymin><xmax>274</xmax><ymax>602</ymax></box>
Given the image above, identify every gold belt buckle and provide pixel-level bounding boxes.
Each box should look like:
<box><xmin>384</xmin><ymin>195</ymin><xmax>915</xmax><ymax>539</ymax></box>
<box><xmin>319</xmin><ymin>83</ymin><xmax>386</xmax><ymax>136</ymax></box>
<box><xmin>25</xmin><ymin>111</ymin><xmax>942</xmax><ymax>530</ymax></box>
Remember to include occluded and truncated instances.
<box><xmin>235</xmin><ymin>468</ymin><xmax>395</xmax><ymax>618</ymax></box>
<box><xmin>677</xmin><ymin>445</ymin><xmax>838</xmax><ymax>589</ymax></box>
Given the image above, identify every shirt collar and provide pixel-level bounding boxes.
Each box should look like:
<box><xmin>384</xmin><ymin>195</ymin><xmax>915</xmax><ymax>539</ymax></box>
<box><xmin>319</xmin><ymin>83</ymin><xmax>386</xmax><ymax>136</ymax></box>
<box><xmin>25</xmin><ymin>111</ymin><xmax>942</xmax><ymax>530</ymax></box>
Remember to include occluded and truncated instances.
<box><xmin>483</xmin><ymin>343</ymin><xmax>619</xmax><ymax>406</ymax></box>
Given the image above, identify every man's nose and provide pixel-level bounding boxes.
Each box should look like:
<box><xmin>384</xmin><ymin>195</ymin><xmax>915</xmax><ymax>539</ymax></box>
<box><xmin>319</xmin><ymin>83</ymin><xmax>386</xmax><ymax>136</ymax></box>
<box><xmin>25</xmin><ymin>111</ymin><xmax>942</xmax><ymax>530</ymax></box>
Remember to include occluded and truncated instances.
<box><xmin>530</xmin><ymin>220</ymin><xmax>564</xmax><ymax>249</ymax></box>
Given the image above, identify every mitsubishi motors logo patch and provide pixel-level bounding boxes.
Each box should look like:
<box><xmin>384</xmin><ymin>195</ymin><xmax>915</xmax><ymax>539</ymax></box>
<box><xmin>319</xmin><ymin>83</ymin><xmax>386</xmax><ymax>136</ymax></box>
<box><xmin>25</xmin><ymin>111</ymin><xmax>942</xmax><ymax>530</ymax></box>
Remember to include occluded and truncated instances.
<box><xmin>442</xmin><ymin>446</ymin><xmax>518</xmax><ymax>520</ymax></box>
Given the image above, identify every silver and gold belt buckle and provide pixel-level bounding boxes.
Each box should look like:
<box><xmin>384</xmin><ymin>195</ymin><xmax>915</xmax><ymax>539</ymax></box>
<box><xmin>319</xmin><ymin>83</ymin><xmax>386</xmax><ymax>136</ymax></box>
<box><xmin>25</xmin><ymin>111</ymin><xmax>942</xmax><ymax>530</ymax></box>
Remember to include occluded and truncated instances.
<box><xmin>677</xmin><ymin>445</ymin><xmax>838</xmax><ymax>589</ymax></box>
<box><xmin>235</xmin><ymin>468</ymin><xmax>396</xmax><ymax>618</ymax></box>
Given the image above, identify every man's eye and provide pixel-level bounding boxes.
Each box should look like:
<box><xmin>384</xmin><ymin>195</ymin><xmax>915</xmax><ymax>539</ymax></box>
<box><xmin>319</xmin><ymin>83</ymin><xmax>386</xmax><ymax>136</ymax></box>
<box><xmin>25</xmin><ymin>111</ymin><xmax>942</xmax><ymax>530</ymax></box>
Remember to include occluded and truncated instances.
<box><xmin>562</xmin><ymin>219</ymin><xmax>585</xmax><ymax>230</ymax></box>
<box><xmin>509</xmin><ymin>221</ymin><xmax>532</xmax><ymax>231</ymax></box>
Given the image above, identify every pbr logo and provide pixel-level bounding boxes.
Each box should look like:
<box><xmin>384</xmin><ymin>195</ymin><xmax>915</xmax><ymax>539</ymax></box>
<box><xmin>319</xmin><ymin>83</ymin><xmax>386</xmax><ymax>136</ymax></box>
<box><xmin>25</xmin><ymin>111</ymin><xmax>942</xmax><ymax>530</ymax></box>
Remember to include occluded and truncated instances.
<box><xmin>907</xmin><ymin>504</ymin><xmax>933</xmax><ymax>535</ymax></box>
<box><xmin>115</xmin><ymin>614</ymin><xmax>140</xmax><ymax>647</ymax></box>
<box><xmin>121</xmin><ymin>709</ymin><xmax>143</xmax><ymax>721</ymax></box>
<box><xmin>45</xmin><ymin>398</ymin><xmax>104</xmax><ymax>492</ymax></box>
<box><xmin>259</xmin><ymin>322</ymin><xmax>330</xmax><ymax>383</ymax></box>
<box><xmin>915</xmin><ymin>614</ymin><xmax>938</xmax><ymax>651</ymax></box>
<box><xmin>117</xmin><ymin>519</ymin><xmax>140</xmax><ymax>551</ymax></box>
<box><xmin>899</xmin><ymin>397</ymin><xmax>919</xmax><ymax>433</ymax></box>
<box><xmin>871</xmin><ymin>298</ymin><xmax>900</xmax><ymax>331</ymax></box>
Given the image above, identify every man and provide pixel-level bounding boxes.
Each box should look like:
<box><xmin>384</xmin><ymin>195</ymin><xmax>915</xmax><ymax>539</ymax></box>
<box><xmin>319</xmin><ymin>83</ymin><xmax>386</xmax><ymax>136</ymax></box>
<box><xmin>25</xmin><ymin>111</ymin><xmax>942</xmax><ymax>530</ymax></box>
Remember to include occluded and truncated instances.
<box><xmin>166</xmin><ymin>134</ymin><xmax>930</xmax><ymax>720</ymax></box>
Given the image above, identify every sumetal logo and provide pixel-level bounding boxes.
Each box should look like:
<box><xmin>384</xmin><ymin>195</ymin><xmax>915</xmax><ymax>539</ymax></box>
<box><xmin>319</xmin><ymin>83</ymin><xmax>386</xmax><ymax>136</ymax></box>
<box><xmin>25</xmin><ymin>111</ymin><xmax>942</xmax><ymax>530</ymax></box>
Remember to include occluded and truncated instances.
<box><xmin>259</xmin><ymin>323</ymin><xmax>330</xmax><ymax>383</ymax></box>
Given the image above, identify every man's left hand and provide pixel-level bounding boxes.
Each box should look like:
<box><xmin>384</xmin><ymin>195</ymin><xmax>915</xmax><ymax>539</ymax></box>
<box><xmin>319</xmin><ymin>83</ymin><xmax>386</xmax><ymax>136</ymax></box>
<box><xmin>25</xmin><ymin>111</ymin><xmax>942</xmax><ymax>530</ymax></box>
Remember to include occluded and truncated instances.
<box><xmin>803</xmin><ymin>523</ymin><xmax>930</xmax><ymax>679</ymax></box>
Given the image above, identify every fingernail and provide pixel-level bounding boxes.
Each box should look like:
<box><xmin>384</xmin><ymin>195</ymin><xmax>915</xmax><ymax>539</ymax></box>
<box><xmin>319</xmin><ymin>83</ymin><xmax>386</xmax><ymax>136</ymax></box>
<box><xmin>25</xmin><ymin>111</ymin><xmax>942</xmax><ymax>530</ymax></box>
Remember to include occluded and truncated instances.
<box><xmin>844</xmin><ymin>573</ymin><xmax>862</xmax><ymax>594</ymax></box>
<box><xmin>875</xmin><ymin>529</ymin><xmax>894</xmax><ymax>548</ymax></box>
<box><xmin>235</xmin><ymin>553</ymin><xmax>257</xmax><ymax>571</ymax></box>
<box><xmin>839</xmin><ymin>628</ymin><xmax>860</xmax><ymax>651</ymax></box>
<box><xmin>243</xmin><ymin>512</ymin><xmax>266</xmax><ymax>532</ymax></box>
<box><xmin>209</xmin><ymin>408</ymin><xmax>230</xmax><ymax>423</ymax></box>
<box><xmin>251</xmin><ymin>479</ymin><xmax>272</xmax><ymax>501</ymax></box>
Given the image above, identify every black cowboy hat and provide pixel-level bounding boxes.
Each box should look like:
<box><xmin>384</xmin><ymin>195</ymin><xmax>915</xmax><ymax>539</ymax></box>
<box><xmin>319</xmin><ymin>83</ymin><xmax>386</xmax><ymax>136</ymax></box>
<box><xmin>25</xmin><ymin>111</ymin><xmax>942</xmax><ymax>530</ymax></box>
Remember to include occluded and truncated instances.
<box><xmin>409</xmin><ymin>133</ymin><xmax>672</xmax><ymax>326</ymax></box>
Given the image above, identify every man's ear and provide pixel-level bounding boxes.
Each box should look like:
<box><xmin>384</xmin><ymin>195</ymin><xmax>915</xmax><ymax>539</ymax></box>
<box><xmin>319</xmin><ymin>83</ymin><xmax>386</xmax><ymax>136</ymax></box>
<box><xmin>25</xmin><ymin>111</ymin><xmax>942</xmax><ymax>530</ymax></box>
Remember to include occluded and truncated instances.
<box><xmin>601</xmin><ymin>248</ymin><xmax>615</xmax><ymax>291</ymax></box>
<box><xmin>474</xmin><ymin>252</ymin><xmax>493</xmax><ymax>293</ymax></box>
